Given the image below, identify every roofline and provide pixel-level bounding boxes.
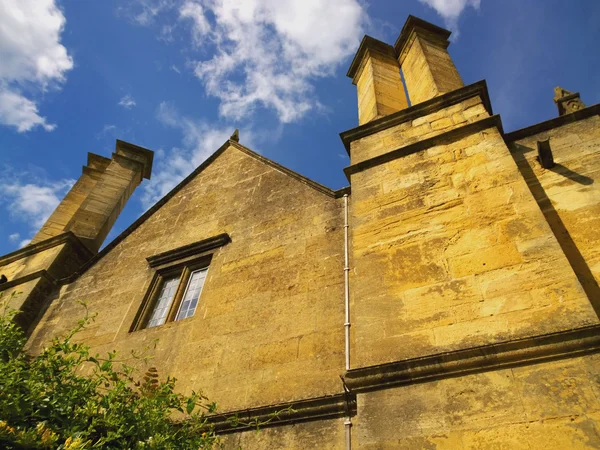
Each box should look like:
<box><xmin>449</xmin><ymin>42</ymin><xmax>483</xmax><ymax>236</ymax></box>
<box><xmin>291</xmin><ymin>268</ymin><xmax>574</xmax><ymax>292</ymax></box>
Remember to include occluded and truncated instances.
<box><xmin>58</xmin><ymin>139</ymin><xmax>348</xmax><ymax>284</ymax></box>
<box><xmin>503</xmin><ymin>103</ymin><xmax>600</xmax><ymax>142</ymax></box>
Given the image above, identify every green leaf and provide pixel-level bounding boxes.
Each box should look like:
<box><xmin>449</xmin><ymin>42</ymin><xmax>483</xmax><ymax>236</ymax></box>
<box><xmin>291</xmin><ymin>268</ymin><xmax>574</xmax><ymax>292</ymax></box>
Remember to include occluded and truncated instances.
<box><xmin>186</xmin><ymin>398</ymin><xmax>195</xmax><ymax>415</ymax></box>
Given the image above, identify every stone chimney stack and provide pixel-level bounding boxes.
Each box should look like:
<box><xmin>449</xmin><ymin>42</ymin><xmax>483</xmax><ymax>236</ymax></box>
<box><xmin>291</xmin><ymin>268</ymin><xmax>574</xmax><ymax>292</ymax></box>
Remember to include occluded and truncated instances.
<box><xmin>31</xmin><ymin>140</ymin><xmax>153</xmax><ymax>253</ymax></box>
<box><xmin>394</xmin><ymin>15</ymin><xmax>464</xmax><ymax>105</ymax></box>
<box><xmin>347</xmin><ymin>36</ymin><xmax>409</xmax><ymax>125</ymax></box>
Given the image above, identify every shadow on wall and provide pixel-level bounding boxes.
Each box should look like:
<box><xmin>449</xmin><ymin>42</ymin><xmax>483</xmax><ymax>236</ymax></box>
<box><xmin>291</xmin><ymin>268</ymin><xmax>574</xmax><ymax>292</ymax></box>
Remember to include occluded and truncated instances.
<box><xmin>510</xmin><ymin>143</ymin><xmax>600</xmax><ymax>317</ymax></box>
<box><xmin>546</xmin><ymin>163</ymin><xmax>594</xmax><ymax>186</ymax></box>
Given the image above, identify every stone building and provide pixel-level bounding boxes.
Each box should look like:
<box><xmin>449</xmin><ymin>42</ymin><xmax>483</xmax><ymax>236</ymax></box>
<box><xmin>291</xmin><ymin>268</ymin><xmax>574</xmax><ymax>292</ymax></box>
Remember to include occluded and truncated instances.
<box><xmin>2</xmin><ymin>15</ymin><xmax>600</xmax><ymax>449</ymax></box>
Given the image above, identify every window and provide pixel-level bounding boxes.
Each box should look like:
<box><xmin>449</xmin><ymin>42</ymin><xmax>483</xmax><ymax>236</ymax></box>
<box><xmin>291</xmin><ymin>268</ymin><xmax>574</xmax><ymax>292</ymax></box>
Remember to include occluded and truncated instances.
<box><xmin>175</xmin><ymin>268</ymin><xmax>207</xmax><ymax>321</ymax></box>
<box><xmin>131</xmin><ymin>233</ymin><xmax>230</xmax><ymax>331</ymax></box>
<box><xmin>143</xmin><ymin>265</ymin><xmax>209</xmax><ymax>329</ymax></box>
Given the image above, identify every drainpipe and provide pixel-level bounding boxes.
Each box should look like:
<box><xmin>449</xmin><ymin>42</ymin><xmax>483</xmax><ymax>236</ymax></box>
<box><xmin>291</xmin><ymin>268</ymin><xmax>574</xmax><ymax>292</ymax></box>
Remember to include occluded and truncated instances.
<box><xmin>343</xmin><ymin>194</ymin><xmax>352</xmax><ymax>450</ymax></box>
<box><xmin>344</xmin><ymin>194</ymin><xmax>350</xmax><ymax>371</ymax></box>
<box><xmin>345</xmin><ymin>417</ymin><xmax>352</xmax><ymax>450</ymax></box>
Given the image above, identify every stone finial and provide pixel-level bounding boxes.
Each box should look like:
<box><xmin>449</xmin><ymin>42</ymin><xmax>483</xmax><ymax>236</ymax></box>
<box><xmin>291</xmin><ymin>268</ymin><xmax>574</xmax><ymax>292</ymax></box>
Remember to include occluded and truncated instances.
<box><xmin>230</xmin><ymin>129</ymin><xmax>240</xmax><ymax>142</ymax></box>
<box><xmin>553</xmin><ymin>86</ymin><xmax>586</xmax><ymax>116</ymax></box>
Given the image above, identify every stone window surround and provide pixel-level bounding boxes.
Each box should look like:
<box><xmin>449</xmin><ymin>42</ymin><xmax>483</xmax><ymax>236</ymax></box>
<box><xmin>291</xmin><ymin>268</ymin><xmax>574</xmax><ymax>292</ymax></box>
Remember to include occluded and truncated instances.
<box><xmin>129</xmin><ymin>233</ymin><xmax>230</xmax><ymax>332</ymax></box>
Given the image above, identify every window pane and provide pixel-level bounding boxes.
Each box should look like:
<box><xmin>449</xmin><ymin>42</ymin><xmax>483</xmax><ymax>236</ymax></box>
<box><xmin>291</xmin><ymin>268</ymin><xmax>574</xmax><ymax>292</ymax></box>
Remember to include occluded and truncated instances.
<box><xmin>175</xmin><ymin>268</ymin><xmax>207</xmax><ymax>321</ymax></box>
<box><xmin>147</xmin><ymin>276</ymin><xmax>180</xmax><ymax>328</ymax></box>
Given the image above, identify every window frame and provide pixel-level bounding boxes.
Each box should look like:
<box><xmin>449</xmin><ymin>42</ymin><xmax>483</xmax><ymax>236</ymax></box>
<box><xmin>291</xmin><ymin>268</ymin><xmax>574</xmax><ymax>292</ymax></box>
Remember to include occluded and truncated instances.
<box><xmin>130</xmin><ymin>233</ymin><xmax>230</xmax><ymax>332</ymax></box>
<box><xmin>132</xmin><ymin>257</ymin><xmax>211</xmax><ymax>331</ymax></box>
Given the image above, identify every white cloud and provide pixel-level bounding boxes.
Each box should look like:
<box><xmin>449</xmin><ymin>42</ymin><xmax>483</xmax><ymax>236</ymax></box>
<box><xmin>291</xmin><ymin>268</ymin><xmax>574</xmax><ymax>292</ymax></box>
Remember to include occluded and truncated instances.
<box><xmin>174</xmin><ymin>0</ymin><xmax>365</xmax><ymax>123</ymax></box>
<box><xmin>0</xmin><ymin>89</ymin><xmax>56</xmax><ymax>132</ymax></box>
<box><xmin>119</xmin><ymin>0</ymin><xmax>175</xmax><ymax>26</ymax></box>
<box><xmin>118</xmin><ymin>94</ymin><xmax>137</xmax><ymax>109</ymax></box>
<box><xmin>419</xmin><ymin>0</ymin><xmax>481</xmax><ymax>36</ymax></box>
<box><xmin>1</xmin><ymin>178</ymin><xmax>75</xmax><ymax>232</ymax></box>
<box><xmin>0</xmin><ymin>0</ymin><xmax>73</xmax><ymax>132</ymax></box>
<box><xmin>8</xmin><ymin>233</ymin><xmax>20</xmax><ymax>243</ymax></box>
<box><xmin>140</xmin><ymin>102</ymin><xmax>251</xmax><ymax>208</ymax></box>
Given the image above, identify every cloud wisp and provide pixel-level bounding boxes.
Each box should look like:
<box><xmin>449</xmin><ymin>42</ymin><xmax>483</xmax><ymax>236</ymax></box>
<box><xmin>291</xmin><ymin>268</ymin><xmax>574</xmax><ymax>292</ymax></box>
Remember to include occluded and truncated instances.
<box><xmin>140</xmin><ymin>102</ymin><xmax>251</xmax><ymax>209</ymax></box>
<box><xmin>181</xmin><ymin>0</ymin><xmax>365</xmax><ymax>123</ymax></box>
<box><xmin>1</xmin><ymin>176</ymin><xmax>75</xmax><ymax>246</ymax></box>
<box><xmin>418</xmin><ymin>0</ymin><xmax>481</xmax><ymax>37</ymax></box>
<box><xmin>118</xmin><ymin>95</ymin><xmax>137</xmax><ymax>109</ymax></box>
<box><xmin>126</xmin><ymin>0</ymin><xmax>365</xmax><ymax>124</ymax></box>
<box><xmin>0</xmin><ymin>0</ymin><xmax>73</xmax><ymax>132</ymax></box>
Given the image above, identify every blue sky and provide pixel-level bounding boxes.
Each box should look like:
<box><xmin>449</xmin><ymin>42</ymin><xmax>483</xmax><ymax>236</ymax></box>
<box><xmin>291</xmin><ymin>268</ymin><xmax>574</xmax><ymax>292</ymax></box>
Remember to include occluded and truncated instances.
<box><xmin>1</xmin><ymin>0</ymin><xmax>599</xmax><ymax>255</ymax></box>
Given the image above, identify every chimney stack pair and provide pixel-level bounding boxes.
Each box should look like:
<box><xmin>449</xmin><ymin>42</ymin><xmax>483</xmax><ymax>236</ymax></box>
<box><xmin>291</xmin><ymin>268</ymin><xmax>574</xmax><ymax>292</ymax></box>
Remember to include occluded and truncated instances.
<box><xmin>347</xmin><ymin>16</ymin><xmax>464</xmax><ymax>125</ymax></box>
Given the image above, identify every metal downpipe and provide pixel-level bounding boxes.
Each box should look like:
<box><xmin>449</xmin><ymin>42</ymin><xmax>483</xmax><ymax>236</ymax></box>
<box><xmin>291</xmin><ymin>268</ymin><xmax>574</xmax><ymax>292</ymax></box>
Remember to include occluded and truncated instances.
<box><xmin>343</xmin><ymin>193</ymin><xmax>352</xmax><ymax>450</ymax></box>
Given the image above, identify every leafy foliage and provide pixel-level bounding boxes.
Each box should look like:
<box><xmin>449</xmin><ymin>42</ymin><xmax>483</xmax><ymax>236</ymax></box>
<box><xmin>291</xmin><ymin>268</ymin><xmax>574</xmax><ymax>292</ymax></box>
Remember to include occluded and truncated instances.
<box><xmin>0</xmin><ymin>293</ymin><xmax>221</xmax><ymax>449</ymax></box>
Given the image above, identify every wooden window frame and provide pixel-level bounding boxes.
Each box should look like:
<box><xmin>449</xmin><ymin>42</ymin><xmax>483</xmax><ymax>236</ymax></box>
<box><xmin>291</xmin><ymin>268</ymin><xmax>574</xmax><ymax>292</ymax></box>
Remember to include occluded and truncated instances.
<box><xmin>130</xmin><ymin>233</ymin><xmax>230</xmax><ymax>332</ymax></box>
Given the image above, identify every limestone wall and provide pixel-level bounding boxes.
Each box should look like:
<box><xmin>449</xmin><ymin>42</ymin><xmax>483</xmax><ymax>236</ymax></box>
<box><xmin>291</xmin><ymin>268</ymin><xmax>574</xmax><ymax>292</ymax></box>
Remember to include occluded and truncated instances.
<box><xmin>27</xmin><ymin>144</ymin><xmax>346</xmax><ymax>413</ymax></box>
<box><xmin>221</xmin><ymin>418</ymin><xmax>345</xmax><ymax>449</ymax></box>
<box><xmin>349</xmin><ymin>95</ymin><xmax>488</xmax><ymax>164</ymax></box>
<box><xmin>355</xmin><ymin>353</ymin><xmax>600</xmax><ymax>449</ymax></box>
<box><xmin>349</xmin><ymin>118</ymin><xmax>598</xmax><ymax>368</ymax></box>
<box><xmin>509</xmin><ymin>115</ymin><xmax>600</xmax><ymax>307</ymax></box>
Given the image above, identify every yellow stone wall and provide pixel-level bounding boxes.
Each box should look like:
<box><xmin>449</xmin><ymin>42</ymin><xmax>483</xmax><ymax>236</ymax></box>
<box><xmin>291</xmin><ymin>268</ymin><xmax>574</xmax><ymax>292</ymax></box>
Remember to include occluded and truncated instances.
<box><xmin>509</xmin><ymin>115</ymin><xmax>600</xmax><ymax>307</ymax></box>
<box><xmin>221</xmin><ymin>418</ymin><xmax>345</xmax><ymax>449</ymax></box>
<box><xmin>349</xmin><ymin>111</ymin><xmax>598</xmax><ymax>368</ymax></box>
<box><xmin>11</xmin><ymin>14</ymin><xmax>600</xmax><ymax>448</ymax></box>
<box><xmin>355</xmin><ymin>353</ymin><xmax>600</xmax><ymax>449</ymax></box>
<box><xmin>27</xmin><ymin>144</ymin><xmax>346</xmax><ymax>413</ymax></box>
<box><xmin>350</xmin><ymin>95</ymin><xmax>487</xmax><ymax>164</ymax></box>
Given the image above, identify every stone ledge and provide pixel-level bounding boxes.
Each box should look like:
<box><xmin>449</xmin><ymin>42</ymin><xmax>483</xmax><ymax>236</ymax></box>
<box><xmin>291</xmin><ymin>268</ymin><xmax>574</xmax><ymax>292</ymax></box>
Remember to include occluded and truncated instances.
<box><xmin>0</xmin><ymin>232</ymin><xmax>93</xmax><ymax>269</ymax></box>
<box><xmin>207</xmin><ymin>392</ymin><xmax>355</xmax><ymax>434</ymax></box>
<box><xmin>146</xmin><ymin>233</ymin><xmax>231</xmax><ymax>268</ymax></box>
<box><xmin>344</xmin><ymin>324</ymin><xmax>600</xmax><ymax>393</ymax></box>
<box><xmin>503</xmin><ymin>103</ymin><xmax>600</xmax><ymax>142</ymax></box>
<box><xmin>0</xmin><ymin>269</ymin><xmax>57</xmax><ymax>294</ymax></box>
<box><xmin>343</xmin><ymin>114</ymin><xmax>503</xmax><ymax>180</ymax></box>
<box><xmin>339</xmin><ymin>80</ymin><xmax>493</xmax><ymax>153</ymax></box>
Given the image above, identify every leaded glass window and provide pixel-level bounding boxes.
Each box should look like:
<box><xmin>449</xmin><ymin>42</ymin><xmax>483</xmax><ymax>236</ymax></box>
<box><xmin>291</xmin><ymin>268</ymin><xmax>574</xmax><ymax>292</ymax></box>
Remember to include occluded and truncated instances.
<box><xmin>175</xmin><ymin>268</ymin><xmax>207</xmax><ymax>321</ymax></box>
<box><xmin>146</xmin><ymin>276</ymin><xmax>180</xmax><ymax>328</ymax></box>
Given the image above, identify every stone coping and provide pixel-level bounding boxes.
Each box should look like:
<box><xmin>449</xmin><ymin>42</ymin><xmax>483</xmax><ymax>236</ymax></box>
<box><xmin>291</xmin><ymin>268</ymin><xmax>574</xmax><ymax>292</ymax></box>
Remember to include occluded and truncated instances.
<box><xmin>343</xmin><ymin>114</ymin><xmax>503</xmax><ymax>180</ymax></box>
<box><xmin>0</xmin><ymin>232</ymin><xmax>93</xmax><ymax>270</ymax></box>
<box><xmin>339</xmin><ymin>80</ymin><xmax>493</xmax><ymax>153</ymax></box>
<box><xmin>344</xmin><ymin>324</ymin><xmax>600</xmax><ymax>393</ymax></box>
<box><xmin>346</xmin><ymin>35</ymin><xmax>397</xmax><ymax>81</ymax></box>
<box><xmin>394</xmin><ymin>14</ymin><xmax>452</xmax><ymax>56</ymax></box>
<box><xmin>115</xmin><ymin>139</ymin><xmax>154</xmax><ymax>180</ymax></box>
<box><xmin>504</xmin><ymin>103</ymin><xmax>600</xmax><ymax>142</ymax></box>
<box><xmin>207</xmin><ymin>392</ymin><xmax>356</xmax><ymax>434</ymax></box>
<box><xmin>0</xmin><ymin>269</ymin><xmax>57</xmax><ymax>294</ymax></box>
<box><xmin>197</xmin><ymin>324</ymin><xmax>600</xmax><ymax>433</ymax></box>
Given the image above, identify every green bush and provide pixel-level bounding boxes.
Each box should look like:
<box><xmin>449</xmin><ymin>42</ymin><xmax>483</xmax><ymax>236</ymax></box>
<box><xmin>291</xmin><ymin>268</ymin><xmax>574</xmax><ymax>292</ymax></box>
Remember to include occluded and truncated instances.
<box><xmin>0</xmin><ymin>292</ymin><xmax>221</xmax><ymax>449</ymax></box>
